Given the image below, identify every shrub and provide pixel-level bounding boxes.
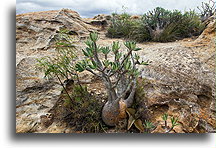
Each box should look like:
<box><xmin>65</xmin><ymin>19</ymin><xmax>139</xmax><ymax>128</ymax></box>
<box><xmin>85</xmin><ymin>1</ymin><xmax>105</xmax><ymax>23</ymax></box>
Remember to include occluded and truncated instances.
<box><xmin>37</xmin><ymin>29</ymin><xmax>78</xmax><ymax>101</ymax></box>
<box><xmin>106</xmin><ymin>13</ymin><xmax>135</xmax><ymax>38</ymax></box>
<box><xmin>106</xmin><ymin>7</ymin><xmax>205</xmax><ymax>42</ymax></box>
<box><xmin>129</xmin><ymin>21</ymin><xmax>151</xmax><ymax>42</ymax></box>
<box><xmin>61</xmin><ymin>84</ymin><xmax>105</xmax><ymax>133</ymax></box>
<box><xmin>141</xmin><ymin>7</ymin><xmax>205</xmax><ymax>42</ymax></box>
<box><xmin>159</xmin><ymin>11</ymin><xmax>204</xmax><ymax>42</ymax></box>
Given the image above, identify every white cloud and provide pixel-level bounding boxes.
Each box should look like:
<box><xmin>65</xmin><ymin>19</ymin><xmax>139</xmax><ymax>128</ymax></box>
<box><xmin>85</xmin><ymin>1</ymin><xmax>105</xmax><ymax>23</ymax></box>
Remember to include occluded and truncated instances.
<box><xmin>16</xmin><ymin>0</ymin><xmax>210</xmax><ymax>17</ymax></box>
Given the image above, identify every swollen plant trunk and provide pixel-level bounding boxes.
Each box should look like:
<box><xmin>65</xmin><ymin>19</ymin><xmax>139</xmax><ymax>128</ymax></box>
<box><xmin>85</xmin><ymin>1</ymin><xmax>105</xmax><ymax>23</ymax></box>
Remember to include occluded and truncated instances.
<box><xmin>102</xmin><ymin>99</ymin><xmax>127</xmax><ymax>126</ymax></box>
<box><xmin>102</xmin><ymin>80</ymin><xmax>137</xmax><ymax>126</ymax></box>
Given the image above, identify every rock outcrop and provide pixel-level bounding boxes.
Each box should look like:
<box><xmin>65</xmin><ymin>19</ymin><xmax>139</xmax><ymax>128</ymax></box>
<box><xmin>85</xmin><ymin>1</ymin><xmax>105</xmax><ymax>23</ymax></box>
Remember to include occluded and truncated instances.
<box><xmin>188</xmin><ymin>15</ymin><xmax>215</xmax><ymax>47</ymax></box>
<box><xmin>16</xmin><ymin>9</ymin><xmax>215</xmax><ymax>133</ymax></box>
<box><xmin>16</xmin><ymin>9</ymin><xmax>98</xmax><ymax>51</ymax></box>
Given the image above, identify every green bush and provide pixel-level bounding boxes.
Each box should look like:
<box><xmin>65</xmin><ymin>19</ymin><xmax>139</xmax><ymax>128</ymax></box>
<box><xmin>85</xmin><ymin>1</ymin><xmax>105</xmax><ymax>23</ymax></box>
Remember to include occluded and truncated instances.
<box><xmin>106</xmin><ymin>7</ymin><xmax>205</xmax><ymax>42</ymax></box>
<box><xmin>62</xmin><ymin>84</ymin><xmax>105</xmax><ymax>133</ymax></box>
<box><xmin>129</xmin><ymin>21</ymin><xmax>151</xmax><ymax>42</ymax></box>
<box><xmin>106</xmin><ymin>13</ymin><xmax>135</xmax><ymax>38</ymax></box>
<box><xmin>148</xmin><ymin>10</ymin><xmax>204</xmax><ymax>42</ymax></box>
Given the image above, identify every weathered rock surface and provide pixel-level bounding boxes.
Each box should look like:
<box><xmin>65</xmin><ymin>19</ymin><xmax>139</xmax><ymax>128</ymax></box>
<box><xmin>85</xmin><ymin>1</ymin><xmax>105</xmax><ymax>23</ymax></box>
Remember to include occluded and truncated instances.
<box><xmin>83</xmin><ymin>14</ymin><xmax>111</xmax><ymax>27</ymax></box>
<box><xmin>138</xmin><ymin>41</ymin><xmax>215</xmax><ymax>133</ymax></box>
<box><xmin>187</xmin><ymin>15</ymin><xmax>215</xmax><ymax>47</ymax></box>
<box><xmin>16</xmin><ymin>9</ymin><xmax>98</xmax><ymax>51</ymax></box>
<box><xmin>16</xmin><ymin>9</ymin><xmax>215</xmax><ymax>133</ymax></box>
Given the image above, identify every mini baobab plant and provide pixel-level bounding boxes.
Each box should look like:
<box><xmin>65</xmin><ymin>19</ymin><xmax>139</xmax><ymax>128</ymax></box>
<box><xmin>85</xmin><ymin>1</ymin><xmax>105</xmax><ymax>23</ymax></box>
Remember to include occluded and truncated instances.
<box><xmin>75</xmin><ymin>32</ymin><xmax>148</xmax><ymax>126</ymax></box>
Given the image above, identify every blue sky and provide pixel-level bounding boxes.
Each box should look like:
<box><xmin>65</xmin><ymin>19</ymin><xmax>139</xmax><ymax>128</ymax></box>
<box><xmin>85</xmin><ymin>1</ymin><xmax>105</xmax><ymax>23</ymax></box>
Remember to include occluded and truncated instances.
<box><xmin>16</xmin><ymin>0</ymin><xmax>209</xmax><ymax>18</ymax></box>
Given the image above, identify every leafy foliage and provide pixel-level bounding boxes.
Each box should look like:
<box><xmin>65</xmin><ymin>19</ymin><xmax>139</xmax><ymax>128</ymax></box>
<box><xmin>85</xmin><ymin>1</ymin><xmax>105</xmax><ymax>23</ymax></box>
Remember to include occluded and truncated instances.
<box><xmin>37</xmin><ymin>29</ymin><xmax>77</xmax><ymax>80</ymax></box>
<box><xmin>75</xmin><ymin>32</ymin><xmax>147</xmax><ymax>103</ymax></box>
<box><xmin>161</xmin><ymin>113</ymin><xmax>180</xmax><ymax>133</ymax></box>
<box><xmin>62</xmin><ymin>84</ymin><xmax>106</xmax><ymax>133</ymax></box>
<box><xmin>106</xmin><ymin>13</ymin><xmax>135</xmax><ymax>38</ymax></box>
<box><xmin>143</xmin><ymin>120</ymin><xmax>155</xmax><ymax>133</ymax></box>
<box><xmin>106</xmin><ymin>7</ymin><xmax>205</xmax><ymax>42</ymax></box>
<box><xmin>126</xmin><ymin>108</ymin><xmax>145</xmax><ymax>132</ymax></box>
<box><xmin>51</xmin><ymin>83</ymin><xmax>107</xmax><ymax>133</ymax></box>
<box><xmin>37</xmin><ymin>29</ymin><xmax>78</xmax><ymax>101</ymax></box>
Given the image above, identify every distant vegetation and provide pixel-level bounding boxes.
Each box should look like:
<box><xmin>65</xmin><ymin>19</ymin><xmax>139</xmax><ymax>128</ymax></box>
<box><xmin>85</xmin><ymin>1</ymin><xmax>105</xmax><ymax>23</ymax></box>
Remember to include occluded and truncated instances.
<box><xmin>106</xmin><ymin>4</ymin><xmax>215</xmax><ymax>42</ymax></box>
<box><xmin>197</xmin><ymin>0</ymin><xmax>215</xmax><ymax>22</ymax></box>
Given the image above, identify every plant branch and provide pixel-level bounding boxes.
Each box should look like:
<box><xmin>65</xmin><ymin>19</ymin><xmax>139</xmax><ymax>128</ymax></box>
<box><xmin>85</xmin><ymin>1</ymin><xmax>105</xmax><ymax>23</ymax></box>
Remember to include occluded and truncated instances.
<box><xmin>117</xmin><ymin>77</ymin><xmax>135</xmax><ymax>101</ymax></box>
<box><xmin>112</xmin><ymin>70</ymin><xmax>128</xmax><ymax>89</ymax></box>
<box><xmin>86</xmin><ymin>68</ymin><xmax>102</xmax><ymax>78</ymax></box>
<box><xmin>56</xmin><ymin>74</ymin><xmax>73</xmax><ymax>102</ymax></box>
<box><xmin>124</xmin><ymin>79</ymin><xmax>137</xmax><ymax>107</ymax></box>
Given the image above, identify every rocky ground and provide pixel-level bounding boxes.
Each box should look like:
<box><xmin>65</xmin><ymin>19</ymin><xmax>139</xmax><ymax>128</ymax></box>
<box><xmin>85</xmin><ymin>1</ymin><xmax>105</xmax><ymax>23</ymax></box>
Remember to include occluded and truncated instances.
<box><xmin>16</xmin><ymin>9</ymin><xmax>215</xmax><ymax>133</ymax></box>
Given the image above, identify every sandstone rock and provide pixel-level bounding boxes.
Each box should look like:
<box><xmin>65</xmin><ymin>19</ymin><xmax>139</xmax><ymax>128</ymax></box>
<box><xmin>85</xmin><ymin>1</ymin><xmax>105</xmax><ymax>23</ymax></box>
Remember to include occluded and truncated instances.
<box><xmin>130</xmin><ymin>15</ymin><xmax>141</xmax><ymax>19</ymax></box>
<box><xmin>135</xmin><ymin>40</ymin><xmax>215</xmax><ymax>133</ymax></box>
<box><xmin>83</xmin><ymin>14</ymin><xmax>112</xmax><ymax>31</ymax></box>
<box><xmin>93</xmin><ymin>14</ymin><xmax>112</xmax><ymax>20</ymax></box>
<box><xmin>16</xmin><ymin>56</ymin><xmax>62</xmax><ymax>133</ymax></box>
<box><xmin>16</xmin><ymin>9</ymin><xmax>98</xmax><ymax>51</ymax></box>
<box><xmin>184</xmin><ymin>15</ymin><xmax>215</xmax><ymax>49</ymax></box>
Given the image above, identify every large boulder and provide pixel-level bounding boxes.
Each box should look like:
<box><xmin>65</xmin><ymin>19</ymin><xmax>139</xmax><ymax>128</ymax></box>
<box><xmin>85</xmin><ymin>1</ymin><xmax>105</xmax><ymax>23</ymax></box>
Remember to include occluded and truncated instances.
<box><xmin>16</xmin><ymin>9</ymin><xmax>98</xmax><ymax>51</ymax></box>
<box><xmin>137</xmin><ymin>41</ymin><xmax>215</xmax><ymax>133</ymax></box>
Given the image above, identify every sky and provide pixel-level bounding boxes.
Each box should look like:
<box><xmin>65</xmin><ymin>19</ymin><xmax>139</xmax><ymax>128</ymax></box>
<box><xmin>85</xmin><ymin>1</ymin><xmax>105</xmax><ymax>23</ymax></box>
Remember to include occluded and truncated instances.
<box><xmin>16</xmin><ymin>0</ymin><xmax>210</xmax><ymax>18</ymax></box>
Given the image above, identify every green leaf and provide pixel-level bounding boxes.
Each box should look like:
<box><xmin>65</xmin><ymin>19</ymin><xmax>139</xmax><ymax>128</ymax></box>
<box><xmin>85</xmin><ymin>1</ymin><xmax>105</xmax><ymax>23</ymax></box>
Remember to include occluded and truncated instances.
<box><xmin>85</xmin><ymin>39</ymin><xmax>94</xmax><ymax>48</ymax></box>
<box><xmin>112</xmin><ymin>41</ymin><xmax>120</xmax><ymax>53</ymax></box>
<box><xmin>91</xmin><ymin>60</ymin><xmax>97</xmax><ymax>68</ymax></box>
<box><xmin>134</xmin><ymin>69</ymin><xmax>140</xmax><ymax>76</ymax></box>
<box><xmin>171</xmin><ymin>117</ymin><xmax>179</xmax><ymax>127</ymax></box>
<box><xmin>75</xmin><ymin>61</ymin><xmax>87</xmax><ymax>72</ymax></box>
<box><xmin>162</xmin><ymin>113</ymin><xmax>168</xmax><ymax>121</ymax></box>
<box><xmin>82</xmin><ymin>49</ymin><xmax>89</xmax><ymax>57</ymax></box>
<box><xmin>144</xmin><ymin>120</ymin><xmax>154</xmax><ymax>129</ymax></box>
<box><xmin>115</xmin><ymin>52</ymin><xmax>122</xmax><ymax>60</ymax></box>
<box><xmin>102</xmin><ymin>60</ymin><xmax>110</xmax><ymax>67</ymax></box>
<box><xmin>89</xmin><ymin>32</ymin><xmax>99</xmax><ymax>42</ymax></box>
<box><xmin>88</xmin><ymin>60</ymin><xmax>97</xmax><ymax>69</ymax></box>
<box><xmin>111</xmin><ymin>62</ymin><xmax>118</xmax><ymax>71</ymax></box>
<box><xmin>140</xmin><ymin>61</ymin><xmax>149</xmax><ymax>65</ymax></box>
<box><xmin>75</xmin><ymin>63</ymin><xmax>84</xmax><ymax>72</ymax></box>
<box><xmin>134</xmin><ymin>53</ymin><xmax>140</xmax><ymax>61</ymax></box>
<box><xmin>75</xmin><ymin>97</ymin><xmax>81</xmax><ymax>102</ymax></box>
<box><xmin>45</xmin><ymin>68</ymin><xmax>51</xmax><ymax>77</ymax></box>
<box><xmin>86</xmin><ymin>47</ymin><xmax>93</xmax><ymax>57</ymax></box>
<box><xmin>124</xmin><ymin>41</ymin><xmax>136</xmax><ymax>50</ymax></box>
<box><xmin>133</xmin><ymin>48</ymin><xmax>142</xmax><ymax>51</ymax></box>
<box><xmin>125</xmin><ymin>60</ymin><xmax>132</xmax><ymax>70</ymax></box>
<box><xmin>101</xmin><ymin>46</ymin><xmax>111</xmax><ymax>55</ymax></box>
<box><xmin>88</xmin><ymin>64</ymin><xmax>96</xmax><ymax>69</ymax></box>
